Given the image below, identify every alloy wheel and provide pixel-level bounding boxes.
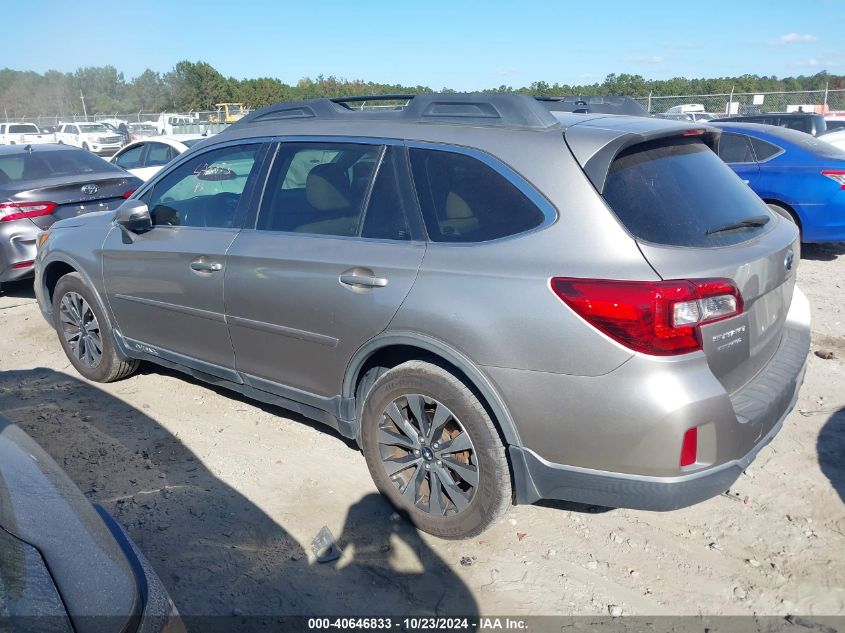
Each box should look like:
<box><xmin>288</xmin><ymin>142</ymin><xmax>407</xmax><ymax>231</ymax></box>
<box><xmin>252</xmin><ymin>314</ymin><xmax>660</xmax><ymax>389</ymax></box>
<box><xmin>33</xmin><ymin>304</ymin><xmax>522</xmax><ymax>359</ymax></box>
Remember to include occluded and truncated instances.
<box><xmin>378</xmin><ymin>394</ymin><xmax>478</xmax><ymax>516</ymax></box>
<box><xmin>58</xmin><ymin>292</ymin><xmax>103</xmax><ymax>368</ymax></box>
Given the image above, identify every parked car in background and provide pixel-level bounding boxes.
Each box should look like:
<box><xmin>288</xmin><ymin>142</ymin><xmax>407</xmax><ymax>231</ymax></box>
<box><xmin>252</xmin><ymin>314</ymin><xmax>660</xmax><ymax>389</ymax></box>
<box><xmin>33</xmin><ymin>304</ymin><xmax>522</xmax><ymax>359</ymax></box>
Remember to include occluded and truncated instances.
<box><xmin>35</xmin><ymin>94</ymin><xmax>809</xmax><ymax>539</ymax></box>
<box><xmin>128</xmin><ymin>122</ymin><xmax>161</xmax><ymax>142</ymax></box>
<box><xmin>98</xmin><ymin>121</ymin><xmax>130</xmax><ymax>147</ymax></box>
<box><xmin>819</xmin><ymin>128</ymin><xmax>845</xmax><ymax>151</ymax></box>
<box><xmin>156</xmin><ymin>113</ymin><xmax>196</xmax><ymax>135</ymax></box>
<box><xmin>40</xmin><ymin>125</ymin><xmax>57</xmax><ymax>135</ymax></box>
<box><xmin>0</xmin><ymin>413</ymin><xmax>184</xmax><ymax>631</ymax></box>
<box><xmin>537</xmin><ymin>94</ymin><xmax>649</xmax><ymax>116</ymax></box>
<box><xmin>656</xmin><ymin>112</ymin><xmax>715</xmax><ymax>122</ymax></box>
<box><xmin>712</xmin><ymin>121</ymin><xmax>845</xmax><ymax>242</ymax></box>
<box><xmin>717</xmin><ymin>112</ymin><xmax>827</xmax><ymax>136</ymax></box>
<box><xmin>824</xmin><ymin>114</ymin><xmax>845</xmax><ymax>132</ymax></box>
<box><xmin>111</xmin><ymin>134</ymin><xmax>206</xmax><ymax>181</ymax></box>
<box><xmin>0</xmin><ymin>144</ymin><xmax>141</xmax><ymax>290</ymax></box>
<box><xmin>56</xmin><ymin>122</ymin><xmax>123</xmax><ymax>155</ymax></box>
<box><xmin>0</xmin><ymin>122</ymin><xmax>53</xmax><ymax>145</ymax></box>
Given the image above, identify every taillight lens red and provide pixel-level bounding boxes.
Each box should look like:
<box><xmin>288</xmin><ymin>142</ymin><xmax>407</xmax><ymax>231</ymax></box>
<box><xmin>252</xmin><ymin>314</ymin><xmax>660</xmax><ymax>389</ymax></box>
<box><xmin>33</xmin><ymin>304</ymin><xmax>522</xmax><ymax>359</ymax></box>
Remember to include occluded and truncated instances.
<box><xmin>822</xmin><ymin>170</ymin><xmax>845</xmax><ymax>189</ymax></box>
<box><xmin>680</xmin><ymin>427</ymin><xmax>698</xmax><ymax>467</ymax></box>
<box><xmin>550</xmin><ymin>277</ymin><xmax>744</xmax><ymax>356</ymax></box>
<box><xmin>122</xmin><ymin>190</ymin><xmax>135</xmax><ymax>199</ymax></box>
<box><xmin>0</xmin><ymin>201</ymin><xmax>57</xmax><ymax>223</ymax></box>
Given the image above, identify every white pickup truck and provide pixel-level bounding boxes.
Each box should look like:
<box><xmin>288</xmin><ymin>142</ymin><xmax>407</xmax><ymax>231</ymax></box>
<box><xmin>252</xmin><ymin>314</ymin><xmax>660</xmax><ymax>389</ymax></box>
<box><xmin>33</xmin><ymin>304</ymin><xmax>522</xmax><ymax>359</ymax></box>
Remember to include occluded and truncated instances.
<box><xmin>0</xmin><ymin>122</ymin><xmax>53</xmax><ymax>145</ymax></box>
<box><xmin>55</xmin><ymin>122</ymin><xmax>123</xmax><ymax>155</ymax></box>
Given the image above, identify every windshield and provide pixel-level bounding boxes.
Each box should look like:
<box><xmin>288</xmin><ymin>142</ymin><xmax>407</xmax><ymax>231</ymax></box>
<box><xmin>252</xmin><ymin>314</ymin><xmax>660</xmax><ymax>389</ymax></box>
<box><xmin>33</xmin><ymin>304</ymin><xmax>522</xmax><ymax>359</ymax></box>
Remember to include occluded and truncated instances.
<box><xmin>78</xmin><ymin>124</ymin><xmax>108</xmax><ymax>134</ymax></box>
<box><xmin>602</xmin><ymin>138</ymin><xmax>774</xmax><ymax>247</ymax></box>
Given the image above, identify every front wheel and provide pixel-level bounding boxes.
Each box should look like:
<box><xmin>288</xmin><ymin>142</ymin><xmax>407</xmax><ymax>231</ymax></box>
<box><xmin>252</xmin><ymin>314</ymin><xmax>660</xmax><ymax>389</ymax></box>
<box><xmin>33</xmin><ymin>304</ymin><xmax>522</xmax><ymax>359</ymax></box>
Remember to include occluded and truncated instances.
<box><xmin>53</xmin><ymin>273</ymin><xmax>139</xmax><ymax>382</ymax></box>
<box><xmin>360</xmin><ymin>361</ymin><xmax>512</xmax><ymax>539</ymax></box>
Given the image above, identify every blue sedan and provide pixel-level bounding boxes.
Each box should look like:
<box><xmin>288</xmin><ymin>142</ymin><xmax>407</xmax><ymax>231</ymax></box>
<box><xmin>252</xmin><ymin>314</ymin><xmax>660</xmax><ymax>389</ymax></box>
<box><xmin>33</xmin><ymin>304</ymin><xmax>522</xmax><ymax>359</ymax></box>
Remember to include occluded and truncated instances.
<box><xmin>711</xmin><ymin>121</ymin><xmax>845</xmax><ymax>243</ymax></box>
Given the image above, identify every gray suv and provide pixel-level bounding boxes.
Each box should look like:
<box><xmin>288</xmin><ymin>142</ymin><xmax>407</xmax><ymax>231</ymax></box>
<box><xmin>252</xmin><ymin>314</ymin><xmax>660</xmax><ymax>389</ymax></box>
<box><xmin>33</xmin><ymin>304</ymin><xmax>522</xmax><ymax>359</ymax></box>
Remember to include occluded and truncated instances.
<box><xmin>34</xmin><ymin>94</ymin><xmax>810</xmax><ymax>538</ymax></box>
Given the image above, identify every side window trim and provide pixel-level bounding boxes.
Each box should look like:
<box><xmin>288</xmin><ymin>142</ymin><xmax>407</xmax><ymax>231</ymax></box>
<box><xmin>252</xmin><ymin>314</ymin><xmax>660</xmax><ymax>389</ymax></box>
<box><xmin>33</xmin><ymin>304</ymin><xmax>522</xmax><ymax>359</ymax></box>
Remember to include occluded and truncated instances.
<box><xmin>353</xmin><ymin>145</ymin><xmax>387</xmax><ymax>237</ymax></box>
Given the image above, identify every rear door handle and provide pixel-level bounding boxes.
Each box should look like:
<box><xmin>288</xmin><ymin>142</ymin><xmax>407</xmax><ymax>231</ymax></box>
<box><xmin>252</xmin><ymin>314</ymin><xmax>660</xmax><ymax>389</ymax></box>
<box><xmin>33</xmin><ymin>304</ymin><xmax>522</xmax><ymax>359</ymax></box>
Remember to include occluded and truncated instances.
<box><xmin>190</xmin><ymin>259</ymin><xmax>223</xmax><ymax>272</ymax></box>
<box><xmin>340</xmin><ymin>273</ymin><xmax>388</xmax><ymax>288</ymax></box>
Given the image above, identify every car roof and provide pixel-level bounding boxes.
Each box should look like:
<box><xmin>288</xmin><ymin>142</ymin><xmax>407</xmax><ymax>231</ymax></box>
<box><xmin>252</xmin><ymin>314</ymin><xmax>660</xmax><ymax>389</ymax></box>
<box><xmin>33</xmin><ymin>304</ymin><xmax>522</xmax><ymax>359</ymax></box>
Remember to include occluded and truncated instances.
<box><xmin>0</xmin><ymin>142</ymin><xmax>80</xmax><ymax>156</ymax></box>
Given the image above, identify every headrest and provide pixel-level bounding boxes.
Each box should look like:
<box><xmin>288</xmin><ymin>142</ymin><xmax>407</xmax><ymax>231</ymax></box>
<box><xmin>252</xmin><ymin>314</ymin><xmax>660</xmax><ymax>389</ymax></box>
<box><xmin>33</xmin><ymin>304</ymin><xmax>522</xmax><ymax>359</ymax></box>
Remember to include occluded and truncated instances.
<box><xmin>306</xmin><ymin>163</ymin><xmax>350</xmax><ymax>211</ymax></box>
<box><xmin>446</xmin><ymin>191</ymin><xmax>473</xmax><ymax>219</ymax></box>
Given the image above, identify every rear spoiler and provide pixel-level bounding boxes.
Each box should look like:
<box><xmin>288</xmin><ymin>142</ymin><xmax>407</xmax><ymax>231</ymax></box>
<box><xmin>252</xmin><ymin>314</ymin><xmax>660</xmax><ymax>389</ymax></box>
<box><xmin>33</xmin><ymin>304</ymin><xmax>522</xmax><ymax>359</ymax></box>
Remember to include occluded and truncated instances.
<box><xmin>564</xmin><ymin>118</ymin><xmax>721</xmax><ymax>192</ymax></box>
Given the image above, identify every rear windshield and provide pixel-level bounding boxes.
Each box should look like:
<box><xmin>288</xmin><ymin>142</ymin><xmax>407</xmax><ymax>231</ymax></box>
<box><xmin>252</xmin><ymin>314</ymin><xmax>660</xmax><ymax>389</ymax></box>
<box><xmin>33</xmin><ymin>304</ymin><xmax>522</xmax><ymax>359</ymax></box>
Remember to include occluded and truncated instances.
<box><xmin>0</xmin><ymin>149</ymin><xmax>119</xmax><ymax>183</ymax></box>
<box><xmin>602</xmin><ymin>138</ymin><xmax>774</xmax><ymax>247</ymax></box>
<box><xmin>8</xmin><ymin>124</ymin><xmax>39</xmax><ymax>134</ymax></box>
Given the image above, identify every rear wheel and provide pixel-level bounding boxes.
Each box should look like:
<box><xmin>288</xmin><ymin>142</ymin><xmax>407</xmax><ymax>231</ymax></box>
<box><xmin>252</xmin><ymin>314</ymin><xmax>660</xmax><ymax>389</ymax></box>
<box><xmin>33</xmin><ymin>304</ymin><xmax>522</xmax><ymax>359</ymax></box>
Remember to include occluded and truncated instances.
<box><xmin>53</xmin><ymin>273</ymin><xmax>138</xmax><ymax>382</ymax></box>
<box><xmin>360</xmin><ymin>361</ymin><xmax>512</xmax><ymax>539</ymax></box>
<box><xmin>768</xmin><ymin>202</ymin><xmax>802</xmax><ymax>241</ymax></box>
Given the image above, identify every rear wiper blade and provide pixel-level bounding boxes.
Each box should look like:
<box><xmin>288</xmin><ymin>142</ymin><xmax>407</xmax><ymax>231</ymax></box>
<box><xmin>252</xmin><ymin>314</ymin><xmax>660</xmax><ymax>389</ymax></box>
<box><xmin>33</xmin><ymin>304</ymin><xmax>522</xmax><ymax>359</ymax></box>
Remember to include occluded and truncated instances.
<box><xmin>706</xmin><ymin>214</ymin><xmax>770</xmax><ymax>235</ymax></box>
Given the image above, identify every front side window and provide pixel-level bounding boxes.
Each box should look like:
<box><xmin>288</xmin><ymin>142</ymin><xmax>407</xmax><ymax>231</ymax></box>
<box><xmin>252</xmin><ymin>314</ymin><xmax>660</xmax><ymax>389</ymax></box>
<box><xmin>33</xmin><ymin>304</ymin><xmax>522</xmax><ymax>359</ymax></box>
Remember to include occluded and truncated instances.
<box><xmin>147</xmin><ymin>144</ymin><xmax>260</xmax><ymax>228</ymax></box>
<box><xmin>114</xmin><ymin>145</ymin><xmax>144</xmax><ymax>169</ymax></box>
<box><xmin>257</xmin><ymin>142</ymin><xmax>380</xmax><ymax>237</ymax></box>
<box><xmin>409</xmin><ymin>148</ymin><xmax>545</xmax><ymax>242</ymax></box>
<box><xmin>718</xmin><ymin>133</ymin><xmax>755</xmax><ymax>163</ymax></box>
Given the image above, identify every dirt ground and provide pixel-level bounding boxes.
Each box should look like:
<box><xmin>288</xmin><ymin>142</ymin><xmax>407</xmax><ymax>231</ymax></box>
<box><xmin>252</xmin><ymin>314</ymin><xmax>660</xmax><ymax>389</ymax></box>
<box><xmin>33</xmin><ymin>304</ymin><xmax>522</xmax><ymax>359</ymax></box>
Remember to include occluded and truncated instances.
<box><xmin>0</xmin><ymin>243</ymin><xmax>843</xmax><ymax>623</ymax></box>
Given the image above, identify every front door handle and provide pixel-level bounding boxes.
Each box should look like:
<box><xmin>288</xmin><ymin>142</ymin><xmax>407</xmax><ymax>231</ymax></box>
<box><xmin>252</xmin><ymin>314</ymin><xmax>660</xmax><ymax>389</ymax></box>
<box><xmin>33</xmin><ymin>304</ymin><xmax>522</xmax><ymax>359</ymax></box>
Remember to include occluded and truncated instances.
<box><xmin>190</xmin><ymin>259</ymin><xmax>223</xmax><ymax>272</ymax></box>
<box><xmin>340</xmin><ymin>273</ymin><xmax>388</xmax><ymax>288</ymax></box>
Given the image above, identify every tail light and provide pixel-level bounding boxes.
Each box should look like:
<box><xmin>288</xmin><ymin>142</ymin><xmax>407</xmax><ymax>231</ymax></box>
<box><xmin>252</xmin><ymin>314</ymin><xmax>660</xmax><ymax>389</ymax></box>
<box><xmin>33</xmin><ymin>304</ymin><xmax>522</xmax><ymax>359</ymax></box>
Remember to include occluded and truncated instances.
<box><xmin>680</xmin><ymin>427</ymin><xmax>698</xmax><ymax>467</ymax></box>
<box><xmin>122</xmin><ymin>190</ymin><xmax>135</xmax><ymax>199</ymax></box>
<box><xmin>550</xmin><ymin>277</ymin><xmax>743</xmax><ymax>356</ymax></box>
<box><xmin>0</xmin><ymin>201</ymin><xmax>57</xmax><ymax>223</ymax></box>
<box><xmin>822</xmin><ymin>170</ymin><xmax>845</xmax><ymax>189</ymax></box>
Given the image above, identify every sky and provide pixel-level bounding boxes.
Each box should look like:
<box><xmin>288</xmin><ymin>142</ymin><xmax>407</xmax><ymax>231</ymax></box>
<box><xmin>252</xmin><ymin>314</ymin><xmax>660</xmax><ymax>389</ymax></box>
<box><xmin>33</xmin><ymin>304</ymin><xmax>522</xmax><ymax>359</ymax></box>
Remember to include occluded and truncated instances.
<box><xmin>2</xmin><ymin>0</ymin><xmax>844</xmax><ymax>90</ymax></box>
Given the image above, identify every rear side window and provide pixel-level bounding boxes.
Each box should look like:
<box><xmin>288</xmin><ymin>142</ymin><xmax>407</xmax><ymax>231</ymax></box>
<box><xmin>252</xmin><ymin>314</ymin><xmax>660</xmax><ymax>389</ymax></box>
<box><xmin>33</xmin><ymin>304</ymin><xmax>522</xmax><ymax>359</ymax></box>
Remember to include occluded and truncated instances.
<box><xmin>409</xmin><ymin>148</ymin><xmax>544</xmax><ymax>242</ymax></box>
<box><xmin>114</xmin><ymin>145</ymin><xmax>143</xmax><ymax>169</ymax></box>
<box><xmin>602</xmin><ymin>138</ymin><xmax>773</xmax><ymax>247</ymax></box>
<box><xmin>718</xmin><ymin>133</ymin><xmax>754</xmax><ymax>163</ymax></box>
<box><xmin>749</xmin><ymin>137</ymin><xmax>782</xmax><ymax>161</ymax></box>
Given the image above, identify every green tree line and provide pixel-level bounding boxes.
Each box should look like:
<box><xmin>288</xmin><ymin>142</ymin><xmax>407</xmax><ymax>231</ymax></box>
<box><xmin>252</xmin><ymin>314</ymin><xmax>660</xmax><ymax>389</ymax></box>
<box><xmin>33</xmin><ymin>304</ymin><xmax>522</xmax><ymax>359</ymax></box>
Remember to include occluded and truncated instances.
<box><xmin>1</xmin><ymin>60</ymin><xmax>843</xmax><ymax>118</ymax></box>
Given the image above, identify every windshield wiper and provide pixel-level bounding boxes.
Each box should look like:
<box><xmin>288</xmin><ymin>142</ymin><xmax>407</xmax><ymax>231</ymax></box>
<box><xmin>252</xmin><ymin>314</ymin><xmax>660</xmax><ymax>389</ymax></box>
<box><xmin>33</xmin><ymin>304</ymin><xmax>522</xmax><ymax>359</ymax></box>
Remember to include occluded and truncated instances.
<box><xmin>706</xmin><ymin>214</ymin><xmax>770</xmax><ymax>236</ymax></box>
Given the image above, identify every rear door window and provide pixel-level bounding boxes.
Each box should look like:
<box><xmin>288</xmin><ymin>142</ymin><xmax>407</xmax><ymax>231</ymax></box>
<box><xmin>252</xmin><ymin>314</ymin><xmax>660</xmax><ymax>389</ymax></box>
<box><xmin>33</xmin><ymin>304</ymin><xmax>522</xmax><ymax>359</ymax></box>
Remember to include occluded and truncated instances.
<box><xmin>114</xmin><ymin>145</ymin><xmax>144</xmax><ymax>169</ymax></box>
<box><xmin>749</xmin><ymin>137</ymin><xmax>782</xmax><ymax>162</ymax></box>
<box><xmin>602</xmin><ymin>138</ymin><xmax>773</xmax><ymax>247</ymax></box>
<box><xmin>718</xmin><ymin>133</ymin><xmax>755</xmax><ymax>163</ymax></box>
<box><xmin>408</xmin><ymin>147</ymin><xmax>545</xmax><ymax>242</ymax></box>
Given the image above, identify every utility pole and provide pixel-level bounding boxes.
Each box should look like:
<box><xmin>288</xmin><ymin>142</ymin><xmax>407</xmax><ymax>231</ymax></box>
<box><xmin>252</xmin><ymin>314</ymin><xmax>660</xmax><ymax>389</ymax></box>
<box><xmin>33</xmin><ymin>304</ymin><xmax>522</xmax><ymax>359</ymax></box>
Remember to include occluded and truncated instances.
<box><xmin>80</xmin><ymin>90</ymin><xmax>88</xmax><ymax>121</ymax></box>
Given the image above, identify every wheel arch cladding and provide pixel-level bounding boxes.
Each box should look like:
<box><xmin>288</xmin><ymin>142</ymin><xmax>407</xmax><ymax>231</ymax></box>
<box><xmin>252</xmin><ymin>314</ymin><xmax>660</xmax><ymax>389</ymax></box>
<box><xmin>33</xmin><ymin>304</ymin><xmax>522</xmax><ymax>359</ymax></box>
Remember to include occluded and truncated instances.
<box><xmin>344</xmin><ymin>334</ymin><xmax>522</xmax><ymax>447</ymax></box>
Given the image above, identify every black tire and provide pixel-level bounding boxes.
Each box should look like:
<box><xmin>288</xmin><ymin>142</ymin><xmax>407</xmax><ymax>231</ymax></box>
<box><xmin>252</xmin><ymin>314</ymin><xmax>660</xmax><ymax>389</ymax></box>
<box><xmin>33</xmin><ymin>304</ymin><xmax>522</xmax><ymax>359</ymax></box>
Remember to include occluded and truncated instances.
<box><xmin>82</xmin><ymin>142</ymin><xmax>90</xmax><ymax>151</ymax></box>
<box><xmin>360</xmin><ymin>360</ymin><xmax>512</xmax><ymax>539</ymax></box>
<box><xmin>53</xmin><ymin>273</ymin><xmax>139</xmax><ymax>382</ymax></box>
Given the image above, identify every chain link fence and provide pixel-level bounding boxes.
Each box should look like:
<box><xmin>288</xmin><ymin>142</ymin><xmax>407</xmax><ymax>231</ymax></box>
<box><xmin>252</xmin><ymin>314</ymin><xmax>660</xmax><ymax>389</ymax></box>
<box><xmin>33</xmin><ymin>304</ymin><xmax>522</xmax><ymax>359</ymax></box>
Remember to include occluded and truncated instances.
<box><xmin>637</xmin><ymin>89</ymin><xmax>845</xmax><ymax>115</ymax></box>
<box><xmin>4</xmin><ymin>109</ymin><xmax>234</xmax><ymax>131</ymax></box>
<box><xmin>8</xmin><ymin>89</ymin><xmax>845</xmax><ymax>126</ymax></box>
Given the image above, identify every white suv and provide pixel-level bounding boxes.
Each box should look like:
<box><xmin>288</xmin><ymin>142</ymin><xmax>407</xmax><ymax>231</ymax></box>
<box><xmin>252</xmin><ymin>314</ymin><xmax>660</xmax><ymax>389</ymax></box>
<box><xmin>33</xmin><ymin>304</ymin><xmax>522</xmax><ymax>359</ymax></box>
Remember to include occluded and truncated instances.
<box><xmin>56</xmin><ymin>123</ymin><xmax>122</xmax><ymax>155</ymax></box>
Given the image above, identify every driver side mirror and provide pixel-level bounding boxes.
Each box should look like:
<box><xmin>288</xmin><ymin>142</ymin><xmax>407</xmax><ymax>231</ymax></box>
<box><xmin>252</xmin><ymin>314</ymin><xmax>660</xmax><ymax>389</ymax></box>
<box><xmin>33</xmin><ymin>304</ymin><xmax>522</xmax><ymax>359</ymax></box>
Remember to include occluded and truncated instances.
<box><xmin>115</xmin><ymin>199</ymin><xmax>152</xmax><ymax>233</ymax></box>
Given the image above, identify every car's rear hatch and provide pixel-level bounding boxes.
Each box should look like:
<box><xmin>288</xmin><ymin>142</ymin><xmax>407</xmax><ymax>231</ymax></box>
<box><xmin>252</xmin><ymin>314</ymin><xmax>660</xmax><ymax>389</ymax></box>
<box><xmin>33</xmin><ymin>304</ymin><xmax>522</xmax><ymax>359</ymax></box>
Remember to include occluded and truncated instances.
<box><xmin>564</xmin><ymin>116</ymin><xmax>801</xmax><ymax>395</ymax></box>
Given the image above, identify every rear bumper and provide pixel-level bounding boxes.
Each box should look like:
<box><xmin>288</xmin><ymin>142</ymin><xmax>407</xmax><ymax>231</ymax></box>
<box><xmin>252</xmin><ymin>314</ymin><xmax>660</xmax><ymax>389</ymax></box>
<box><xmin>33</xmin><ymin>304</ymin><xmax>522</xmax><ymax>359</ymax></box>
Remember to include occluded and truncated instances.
<box><xmin>797</xmin><ymin>197</ymin><xmax>845</xmax><ymax>243</ymax></box>
<box><xmin>501</xmin><ymin>286</ymin><xmax>811</xmax><ymax>510</ymax></box>
<box><xmin>0</xmin><ymin>219</ymin><xmax>38</xmax><ymax>283</ymax></box>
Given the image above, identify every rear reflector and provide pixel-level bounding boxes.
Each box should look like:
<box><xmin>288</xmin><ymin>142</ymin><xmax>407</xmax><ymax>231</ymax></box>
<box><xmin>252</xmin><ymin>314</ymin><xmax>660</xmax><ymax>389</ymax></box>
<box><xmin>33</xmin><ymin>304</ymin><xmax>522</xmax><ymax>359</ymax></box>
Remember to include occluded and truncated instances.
<box><xmin>680</xmin><ymin>427</ymin><xmax>698</xmax><ymax>467</ymax></box>
<box><xmin>0</xmin><ymin>201</ymin><xmax>57</xmax><ymax>223</ymax></box>
<box><xmin>822</xmin><ymin>170</ymin><xmax>845</xmax><ymax>189</ymax></box>
<box><xmin>550</xmin><ymin>277</ymin><xmax>743</xmax><ymax>355</ymax></box>
<box><xmin>682</xmin><ymin>128</ymin><xmax>706</xmax><ymax>136</ymax></box>
<box><xmin>12</xmin><ymin>261</ymin><xmax>34</xmax><ymax>269</ymax></box>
